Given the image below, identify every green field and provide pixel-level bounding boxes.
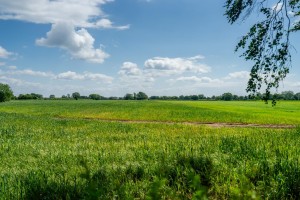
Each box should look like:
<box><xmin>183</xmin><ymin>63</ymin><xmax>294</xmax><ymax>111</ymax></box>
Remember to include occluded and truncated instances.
<box><xmin>1</xmin><ymin>100</ymin><xmax>300</xmax><ymax>124</ymax></box>
<box><xmin>0</xmin><ymin>100</ymin><xmax>300</xmax><ymax>199</ymax></box>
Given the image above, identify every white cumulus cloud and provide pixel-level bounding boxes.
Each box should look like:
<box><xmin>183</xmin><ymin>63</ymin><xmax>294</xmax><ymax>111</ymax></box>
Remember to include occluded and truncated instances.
<box><xmin>7</xmin><ymin>69</ymin><xmax>54</xmax><ymax>77</ymax></box>
<box><xmin>36</xmin><ymin>23</ymin><xmax>109</xmax><ymax>64</ymax></box>
<box><xmin>0</xmin><ymin>46</ymin><xmax>12</xmax><ymax>58</ymax></box>
<box><xmin>95</xmin><ymin>19</ymin><xmax>130</xmax><ymax>30</ymax></box>
<box><xmin>144</xmin><ymin>55</ymin><xmax>210</xmax><ymax>75</ymax></box>
<box><xmin>56</xmin><ymin>71</ymin><xmax>85</xmax><ymax>80</ymax></box>
<box><xmin>225</xmin><ymin>71</ymin><xmax>250</xmax><ymax>80</ymax></box>
<box><xmin>118</xmin><ymin>62</ymin><xmax>142</xmax><ymax>76</ymax></box>
<box><xmin>0</xmin><ymin>0</ymin><xmax>125</xmax><ymax>28</ymax></box>
<box><xmin>117</xmin><ymin>62</ymin><xmax>154</xmax><ymax>92</ymax></box>
<box><xmin>56</xmin><ymin>71</ymin><xmax>113</xmax><ymax>83</ymax></box>
<box><xmin>117</xmin><ymin>55</ymin><xmax>212</xmax><ymax>88</ymax></box>
<box><xmin>0</xmin><ymin>75</ymin><xmax>41</xmax><ymax>87</ymax></box>
<box><xmin>0</xmin><ymin>0</ymin><xmax>128</xmax><ymax>64</ymax></box>
<box><xmin>174</xmin><ymin>76</ymin><xmax>222</xmax><ymax>84</ymax></box>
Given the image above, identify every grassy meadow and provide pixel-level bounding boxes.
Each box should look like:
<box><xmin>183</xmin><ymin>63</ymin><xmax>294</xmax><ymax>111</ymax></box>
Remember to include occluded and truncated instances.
<box><xmin>0</xmin><ymin>100</ymin><xmax>300</xmax><ymax>199</ymax></box>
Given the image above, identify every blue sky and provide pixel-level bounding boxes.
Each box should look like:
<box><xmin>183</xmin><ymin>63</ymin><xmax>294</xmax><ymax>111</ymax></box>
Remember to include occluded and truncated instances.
<box><xmin>0</xmin><ymin>0</ymin><xmax>299</xmax><ymax>97</ymax></box>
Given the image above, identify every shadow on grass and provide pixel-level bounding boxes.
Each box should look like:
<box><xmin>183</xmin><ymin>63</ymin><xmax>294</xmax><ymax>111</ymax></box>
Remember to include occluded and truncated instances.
<box><xmin>3</xmin><ymin>147</ymin><xmax>300</xmax><ymax>199</ymax></box>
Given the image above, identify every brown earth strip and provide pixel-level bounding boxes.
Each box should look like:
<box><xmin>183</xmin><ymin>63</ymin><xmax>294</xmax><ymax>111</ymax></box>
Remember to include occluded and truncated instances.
<box><xmin>55</xmin><ymin>117</ymin><xmax>297</xmax><ymax>129</ymax></box>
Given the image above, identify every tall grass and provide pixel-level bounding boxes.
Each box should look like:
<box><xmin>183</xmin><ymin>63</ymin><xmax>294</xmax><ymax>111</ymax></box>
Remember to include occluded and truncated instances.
<box><xmin>0</xmin><ymin>106</ymin><xmax>300</xmax><ymax>199</ymax></box>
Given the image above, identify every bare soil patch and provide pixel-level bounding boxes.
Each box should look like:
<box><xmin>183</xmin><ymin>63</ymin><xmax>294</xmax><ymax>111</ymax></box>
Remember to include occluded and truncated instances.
<box><xmin>56</xmin><ymin>117</ymin><xmax>297</xmax><ymax>129</ymax></box>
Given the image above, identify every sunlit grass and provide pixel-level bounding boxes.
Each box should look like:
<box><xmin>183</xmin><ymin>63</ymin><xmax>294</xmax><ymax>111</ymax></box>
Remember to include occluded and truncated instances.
<box><xmin>0</xmin><ymin>100</ymin><xmax>300</xmax><ymax>124</ymax></box>
<box><xmin>0</xmin><ymin>100</ymin><xmax>299</xmax><ymax>199</ymax></box>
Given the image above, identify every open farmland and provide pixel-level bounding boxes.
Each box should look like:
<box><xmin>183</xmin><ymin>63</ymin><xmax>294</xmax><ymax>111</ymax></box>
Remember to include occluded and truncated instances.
<box><xmin>0</xmin><ymin>100</ymin><xmax>300</xmax><ymax>199</ymax></box>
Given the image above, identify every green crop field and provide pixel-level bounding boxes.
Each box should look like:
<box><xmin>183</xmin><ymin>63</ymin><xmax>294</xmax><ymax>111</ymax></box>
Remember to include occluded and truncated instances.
<box><xmin>1</xmin><ymin>100</ymin><xmax>300</xmax><ymax>124</ymax></box>
<box><xmin>0</xmin><ymin>100</ymin><xmax>300</xmax><ymax>199</ymax></box>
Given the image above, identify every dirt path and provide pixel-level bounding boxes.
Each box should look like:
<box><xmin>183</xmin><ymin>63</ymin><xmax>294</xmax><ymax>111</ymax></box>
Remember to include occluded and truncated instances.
<box><xmin>56</xmin><ymin>117</ymin><xmax>297</xmax><ymax>129</ymax></box>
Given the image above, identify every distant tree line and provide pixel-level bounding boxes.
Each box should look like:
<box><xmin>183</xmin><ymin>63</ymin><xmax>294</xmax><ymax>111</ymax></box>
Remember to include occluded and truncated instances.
<box><xmin>148</xmin><ymin>91</ymin><xmax>300</xmax><ymax>101</ymax></box>
<box><xmin>9</xmin><ymin>91</ymin><xmax>300</xmax><ymax>101</ymax></box>
<box><xmin>18</xmin><ymin>93</ymin><xmax>44</xmax><ymax>100</ymax></box>
<box><xmin>1</xmin><ymin>82</ymin><xmax>300</xmax><ymax>103</ymax></box>
<box><xmin>16</xmin><ymin>91</ymin><xmax>299</xmax><ymax>101</ymax></box>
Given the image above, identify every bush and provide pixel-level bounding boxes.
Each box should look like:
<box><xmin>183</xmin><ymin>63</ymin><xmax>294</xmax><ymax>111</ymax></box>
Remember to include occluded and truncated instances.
<box><xmin>136</xmin><ymin>92</ymin><xmax>148</xmax><ymax>100</ymax></box>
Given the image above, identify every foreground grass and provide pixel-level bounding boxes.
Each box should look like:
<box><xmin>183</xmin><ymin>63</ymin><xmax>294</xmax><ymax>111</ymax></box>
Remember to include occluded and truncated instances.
<box><xmin>0</xmin><ymin>100</ymin><xmax>300</xmax><ymax>199</ymax></box>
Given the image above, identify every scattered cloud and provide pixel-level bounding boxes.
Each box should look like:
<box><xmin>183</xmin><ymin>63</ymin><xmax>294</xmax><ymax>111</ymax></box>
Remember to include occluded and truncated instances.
<box><xmin>0</xmin><ymin>64</ymin><xmax>17</xmax><ymax>70</ymax></box>
<box><xmin>144</xmin><ymin>55</ymin><xmax>210</xmax><ymax>75</ymax></box>
<box><xmin>0</xmin><ymin>67</ymin><xmax>115</xmax><ymax>96</ymax></box>
<box><xmin>1</xmin><ymin>67</ymin><xmax>298</xmax><ymax>97</ymax></box>
<box><xmin>95</xmin><ymin>19</ymin><xmax>130</xmax><ymax>30</ymax></box>
<box><xmin>7</xmin><ymin>69</ymin><xmax>54</xmax><ymax>77</ymax></box>
<box><xmin>291</xmin><ymin>82</ymin><xmax>300</xmax><ymax>87</ymax></box>
<box><xmin>224</xmin><ymin>71</ymin><xmax>249</xmax><ymax>80</ymax></box>
<box><xmin>175</xmin><ymin>76</ymin><xmax>222</xmax><ymax>84</ymax></box>
<box><xmin>175</xmin><ymin>76</ymin><xmax>203</xmax><ymax>82</ymax></box>
<box><xmin>85</xmin><ymin>73</ymin><xmax>114</xmax><ymax>83</ymax></box>
<box><xmin>166</xmin><ymin>70</ymin><xmax>251</xmax><ymax>91</ymax></box>
<box><xmin>117</xmin><ymin>62</ymin><xmax>154</xmax><ymax>92</ymax></box>
<box><xmin>7</xmin><ymin>65</ymin><xmax>17</xmax><ymax>70</ymax></box>
<box><xmin>2</xmin><ymin>67</ymin><xmax>113</xmax><ymax>84</ymax></box>
<box><xmin>0</xmin><ymin>0</ymin><xmax>125</xmax><ymax>29</ymax></box>
<box><xmin>36</xmin><ymin>23</ymin><xmax>109</xmax><ymax>63</ymax></box>
<box><xmin>56</xmin><ymin>71</ymin><xmax>85</xmax><ymax>80</ymax></box>
<box><xmin>0</xmin><ymin>46</ymin><xmax>12</xmax><ymax>58</ymax></box>
<box><xmin>115</xmin><ymin>56</ymin><xmax>213</xmax><ymax>95</ymax></box>
<box><xmin>118</xmin><ymin>62</ymin><xmax>142</xmax><ymax>77</ymax></box>
<box><xmin>0</xmin><ymin>0</ymin><xmax>128</xmax><ymax>64</ymax></box>
<box><xmin>272</xmin><ymin>2</ymin><xmax>283</xmax><ymax>12</ymax></box>
<box><xmin>117</xmin><ymin>55</ymin><xmax>212</xmax><ymax>91</ymax></box>
<box><xmin>56</xmin><ymin>71</ymin><xmax>113</xmax><ymax>83</ymax></box>
<box><xmin>0</xmin><ymin>75</ymin><xmax>41</xmax><ymax>87</ymax></box>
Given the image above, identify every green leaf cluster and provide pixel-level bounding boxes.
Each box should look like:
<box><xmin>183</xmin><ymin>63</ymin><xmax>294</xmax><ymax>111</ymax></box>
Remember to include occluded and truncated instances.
<box><xmin>225</xmin><ymin>0</ymin><xmax>299</xmax><ymax>102</ymax></box>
